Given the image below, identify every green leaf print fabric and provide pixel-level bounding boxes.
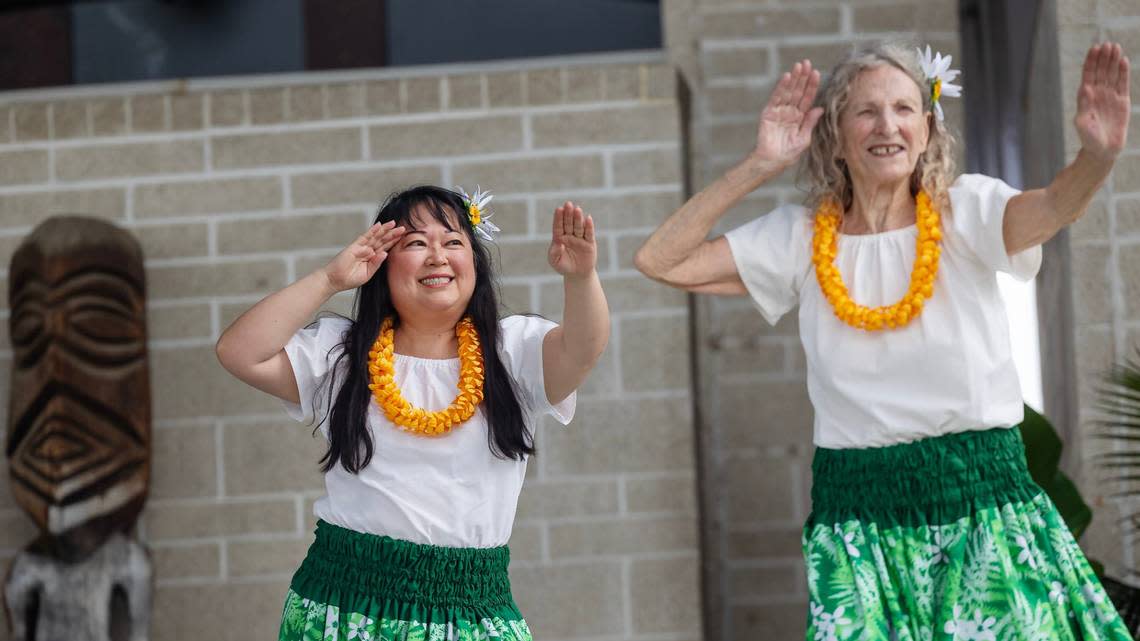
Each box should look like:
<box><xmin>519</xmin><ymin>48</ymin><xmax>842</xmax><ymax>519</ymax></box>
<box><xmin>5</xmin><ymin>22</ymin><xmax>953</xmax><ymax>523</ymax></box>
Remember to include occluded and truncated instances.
<box><xmin>804</xmin><ymin>427</ymin><xmax>1131</xmax><ymax>641</ymax></box>
<box><xmin>278</xmin><ymin>522</ymin><xmax>531</xmax><ymax>641</ymax></box>
<box><xmin>278</xmin><ymin>591</ymin><xmax>532</xmax><ymax>641</ymax></box>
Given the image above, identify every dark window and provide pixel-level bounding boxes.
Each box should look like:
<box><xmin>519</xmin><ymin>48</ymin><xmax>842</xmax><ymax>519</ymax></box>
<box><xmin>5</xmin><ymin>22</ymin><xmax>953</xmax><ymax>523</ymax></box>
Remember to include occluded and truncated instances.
<box><xmin>71</xmin><ymin>0</ymin><xmax>307</xmax><ymax>85</ymax></box>
<box><xmin>0</xmin><ymin>0</ymin><xmax>661</xmax><ymax>91</ymax></box>
<box><xmin>386</xmin><ymin>0</ymin><xmax>661</xmax><ymax>66</ymax></box>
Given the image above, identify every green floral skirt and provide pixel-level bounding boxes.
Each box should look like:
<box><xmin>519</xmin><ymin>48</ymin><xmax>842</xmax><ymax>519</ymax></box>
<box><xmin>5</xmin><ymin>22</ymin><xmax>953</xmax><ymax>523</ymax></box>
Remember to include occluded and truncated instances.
<box><xmin>279</xmin><ymin>521</ymin><xmax>530</xmax><ymax>641</ymax></box>
<box><xmin>804</xmin><ymin>427</ymin><xmax>1130</xmax><ymax>641</ymax></box>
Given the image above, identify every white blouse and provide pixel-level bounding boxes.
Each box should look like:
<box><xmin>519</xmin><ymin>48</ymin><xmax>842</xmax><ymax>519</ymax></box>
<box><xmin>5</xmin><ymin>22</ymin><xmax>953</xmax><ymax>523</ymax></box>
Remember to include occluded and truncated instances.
<box><xmin>283</xmin><ymin>314</ymin><xmax>575</xmax><ymax>548</ymax></box>
<box><xmin>725</xmin><ymin>174</ymin><xmax>1042</xmax><ymax>449</ymax></box>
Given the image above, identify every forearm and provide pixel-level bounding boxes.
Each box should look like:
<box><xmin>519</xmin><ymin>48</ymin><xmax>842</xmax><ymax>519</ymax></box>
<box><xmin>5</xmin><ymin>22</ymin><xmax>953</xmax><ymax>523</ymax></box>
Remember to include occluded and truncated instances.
<box><xmin>634</xmin><ymin>154</ymin><xmax>785</xmax><ymax>278</ymax></box>
<box><xmin>216</xmin><ymin>269</ymin><xmax>339</xmax><ymax>369</ymax></box>
<box><xmin>1045</xmin><ymin>149</ymin><xmax>1114</xmax><ymax>225</ymax></box>
<box><xmin>1004</xmin><ymin>149</ymin><xmax>1115</xmax><ymax>254</ymax></box>
<box><xmin>559</xmin><ymin>269</ymin><xmax>610</xmax><ymax>369</ymax></box>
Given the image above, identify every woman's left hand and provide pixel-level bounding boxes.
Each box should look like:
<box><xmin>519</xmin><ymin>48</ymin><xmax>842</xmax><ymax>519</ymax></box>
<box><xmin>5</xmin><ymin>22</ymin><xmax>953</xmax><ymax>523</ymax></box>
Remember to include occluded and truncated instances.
<box><xmin>1075</xmin><ymin>42</ymin><xmax>1131</xmax><ymax>161</ymax></box>
<box><xmin>548</xmin><ymin>201</ymin><xmax>597</xmax><ymax>278</ymax></box>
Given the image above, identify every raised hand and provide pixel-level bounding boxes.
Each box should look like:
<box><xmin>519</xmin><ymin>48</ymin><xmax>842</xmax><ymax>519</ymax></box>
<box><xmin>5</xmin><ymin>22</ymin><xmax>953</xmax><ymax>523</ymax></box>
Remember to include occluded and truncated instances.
<box><xmin>1076</xmin><ymin>42</ymin><xmax>1131</xmax><ymax>161</ymax></box>
<box><xmin>323</xmin><ymin>221</ymin><xmax>405</xmax><ymax>291</ymax></box>
<box><xmin>548</xmin><ymin>202</ymin><xmax>597</xmax><ymax>279</ymax></box>
<box><xmin>753</xmin><ymin>60</ymin><xmax>824</xmax><ymax>168</ymax></box>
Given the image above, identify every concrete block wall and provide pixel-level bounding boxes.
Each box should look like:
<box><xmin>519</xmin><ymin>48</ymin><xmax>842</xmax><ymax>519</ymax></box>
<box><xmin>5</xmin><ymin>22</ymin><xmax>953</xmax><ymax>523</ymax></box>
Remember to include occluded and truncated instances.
<box><xmin>662</xmin><ymin>1</ymin><xmax>962</xmax><ymax>639</ymax></box>
<box><xmin>0</xmin><ymin>52</ymin><xmax>701</xmax><ymax>641</ymax></box>
<box><xmin>1056</xmin><ymin>0</ymin><xmax>1140</xmax><ymax>581</ymax></box>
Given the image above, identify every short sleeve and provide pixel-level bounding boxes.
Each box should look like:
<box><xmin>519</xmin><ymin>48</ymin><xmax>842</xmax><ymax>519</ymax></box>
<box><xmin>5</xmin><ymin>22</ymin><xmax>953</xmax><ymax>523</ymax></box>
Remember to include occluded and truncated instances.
<box><xmin>948</xmin><ymin>173</ymin><xmax>1042</xmax><ymax>281</ymax></box>
<box><xmin>282</xmin><ymin>316</ymin><xmax>352</xmax><ymax>429</ymax></box>
<box><xmin>497</xmin><ymin>315</ymin><xmax>575</xmax><ymax>426</ymax></box>
<box><xmin>723</xmin><ymin>204</ymin><xmax>813</xmax><ymax>326</ymax></box>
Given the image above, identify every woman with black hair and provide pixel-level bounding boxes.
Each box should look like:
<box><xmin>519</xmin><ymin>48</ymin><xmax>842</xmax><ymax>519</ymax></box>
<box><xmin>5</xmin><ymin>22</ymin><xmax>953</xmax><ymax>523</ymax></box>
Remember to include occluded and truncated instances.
<box><xmin>216</xmin><ymin>185</ymin><xmax>609</xmax><ymax>641</ymax></box>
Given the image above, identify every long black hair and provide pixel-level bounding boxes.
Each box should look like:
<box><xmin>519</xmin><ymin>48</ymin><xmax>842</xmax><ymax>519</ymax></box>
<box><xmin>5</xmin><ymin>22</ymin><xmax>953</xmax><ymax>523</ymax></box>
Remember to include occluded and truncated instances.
<box><xmin>317</xmin><ymin>185</ymin><xmax>533</xmax><ymax>474</ymax></box>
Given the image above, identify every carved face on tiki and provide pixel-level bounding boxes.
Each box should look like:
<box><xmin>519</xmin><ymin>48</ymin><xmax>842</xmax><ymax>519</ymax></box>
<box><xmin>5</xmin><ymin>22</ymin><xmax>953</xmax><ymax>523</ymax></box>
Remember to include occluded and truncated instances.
<box><xmin>7</xmin><ymin>217</ymin><xmax>150</xmax><ymax>560</ymax></box>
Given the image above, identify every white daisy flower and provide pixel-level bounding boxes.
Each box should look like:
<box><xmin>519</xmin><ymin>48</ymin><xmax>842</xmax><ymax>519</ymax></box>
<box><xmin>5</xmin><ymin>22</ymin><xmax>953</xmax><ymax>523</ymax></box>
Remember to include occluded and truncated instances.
<box><xmin>1082</xmin><ymin>583</ymin><xmax>1105</xmax><ymax>605</ymax></box>
<box><xmin>456</xmin><ymin>185</ymin><xmax>500</xmax><ymax>241</ymax></box>
<box><xmin>1081</xmin><ymin>583</ymin><xmax>1117</xmax><ymax>622</ymax></box>
<box><xmin>347</xmin><ymin>614</ymin><xmax>374</xmax><ymax>640</ymax></box>
<box><xmin>1015</xmin><ymin>534</ymin><xmax>1038</xmax><ymax>570</ymax></box>
<box><xmin>926</xmin><ymin>528</ymin><xmax>950</xmax><ymax>564</ymax></box>
<box><xmin>1049</xmin><ymin>581</ymin><xmax>1067</xmax><ymax>604</ymax></box>
<box><xmin>943</xmin><ymin>604</ymin><xmax>965</xmax><ymax>637</ymax></box>
<box><xmin>917</xmin><ymin>45</ymin><xmax>963</xmax><ymax>122</ymax></box>
<box><xmin>810</xmin><ymin>602</ymin><xmax>852</xmax><ymax>641</ymax></box>
<box><xmin>969</xmin><ymin>608</ymin><xmax>998</xmax><ymax>641</ymax></box>
<box><xmin>943</xmin><ymin>605</ymin><xmax>996</xmax><ymax>641</ymax></box>
<box><xmin>832</xmin><ymin>524</ymin><xmax>861</xmax><ymax>558</ymax></box>
<box><xmin>325</xmin><ymin>610</ymin><xmax>340</xmax><ymax>641</ymax></box>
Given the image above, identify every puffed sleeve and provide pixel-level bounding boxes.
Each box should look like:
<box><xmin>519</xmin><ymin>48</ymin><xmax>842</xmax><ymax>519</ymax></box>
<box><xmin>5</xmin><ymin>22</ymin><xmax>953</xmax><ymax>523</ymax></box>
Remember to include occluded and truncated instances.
<box><xmin>723</xmin><ymin>204</ymin><xmax>813</xmax><ymax>325</ymax></box>
<box><xmin>281</xmin><ymin>316</ymin><xmax>352</xmax><ymax>431</ymax></box>
<box><xmin>947</xmin><ymin>173</ymin><xmax>1042</xmax><ymax>281</ymax></box>
<box><xmin>497</xmin><ymin>315</ymin><xmax>575</xmax><ymax>426</ymax></box>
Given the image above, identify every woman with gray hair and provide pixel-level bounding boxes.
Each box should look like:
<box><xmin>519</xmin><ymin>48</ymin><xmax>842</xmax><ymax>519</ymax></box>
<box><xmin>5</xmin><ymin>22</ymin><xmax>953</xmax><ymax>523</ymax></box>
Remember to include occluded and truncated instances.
<box><xmin>636</xmin><ymin>42</ymin><xmax>1132</xmax><ymax>639</ymax></box>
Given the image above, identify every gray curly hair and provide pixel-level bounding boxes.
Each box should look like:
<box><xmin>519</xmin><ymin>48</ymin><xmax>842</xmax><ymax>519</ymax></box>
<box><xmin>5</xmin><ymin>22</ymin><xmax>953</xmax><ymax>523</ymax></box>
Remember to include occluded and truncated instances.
<box><xmin>801</xmin><ymin>41</ymin><xmax>957</xmax><ymax>211</ymax></box>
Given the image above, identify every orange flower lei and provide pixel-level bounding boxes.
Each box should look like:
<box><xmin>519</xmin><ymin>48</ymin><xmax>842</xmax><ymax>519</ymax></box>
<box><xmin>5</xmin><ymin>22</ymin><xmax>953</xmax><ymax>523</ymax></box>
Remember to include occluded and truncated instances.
<box><xmin>367</xmin><ymin>317</ymin><xmax>485</xmax><ymax>436</ymax></box>
<box><xmin>811</xmin><ymin>190</ymin><xmax>942</xmax><ymax>331</ymax></box>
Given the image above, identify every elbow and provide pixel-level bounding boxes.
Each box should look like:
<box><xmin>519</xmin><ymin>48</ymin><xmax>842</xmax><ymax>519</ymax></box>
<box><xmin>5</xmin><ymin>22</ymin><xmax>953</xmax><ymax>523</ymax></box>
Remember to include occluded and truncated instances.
<box><xmin>215</xmin><ymin>335</ymin><xmax>233</xmax><ymax>372</ymax></box>
<box><xmin>633</xmin><ymin>247</ymin><xmax>662</xmax><ymax>281</ymax></box>
<box><xmin>634</xmin><ymin>251</ymin><xmax>683</xmax><ymax>288</ymax></box>
<box><xmin>214</xmin><ymin>333</ymin><xmax>241</xmax><ymax>376</ymax></box>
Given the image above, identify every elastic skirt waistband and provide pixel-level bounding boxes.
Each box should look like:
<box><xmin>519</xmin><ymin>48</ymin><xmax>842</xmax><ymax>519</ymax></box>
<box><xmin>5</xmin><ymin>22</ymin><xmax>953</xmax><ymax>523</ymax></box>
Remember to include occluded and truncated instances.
<box><xmin>290</xmin><ymin>520</ymin><xmax>514</xmax><ymax>608</ymax></box>
<box><xmin>809</xmin><ymin>426</ymin><xmax>1043</xmax><ymax>527</ymax></box>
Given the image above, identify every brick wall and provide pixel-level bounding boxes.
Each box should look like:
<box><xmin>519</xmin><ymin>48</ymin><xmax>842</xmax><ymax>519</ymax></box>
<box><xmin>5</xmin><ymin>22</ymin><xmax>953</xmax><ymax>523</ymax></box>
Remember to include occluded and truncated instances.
<box><xmin>0</xmin><ymin>53</ymin><xmax>702</xmax><ymax>641</ymax></box>
<box><xmin>663</xmin><ymin>2</ymin><xmax>961</xmax><ymax>639</ymax></box>
<box><xmin>1057</xmin><ymin>0</ymin><xmax>1140</xmax><ymax>581</ymax></box>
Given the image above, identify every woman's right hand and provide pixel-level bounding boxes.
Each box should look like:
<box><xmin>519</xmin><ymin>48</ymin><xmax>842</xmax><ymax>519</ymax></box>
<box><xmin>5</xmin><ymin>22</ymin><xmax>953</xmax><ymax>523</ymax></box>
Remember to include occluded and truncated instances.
<box><xmin>323</xmin><ymin>221</ymin><xmax>405</xmax><ymax>292</ymax></box>
<box><xmin>752</xmin><ymin>60</ymin><xmax>824</xmax><ymax>169</ymax></box>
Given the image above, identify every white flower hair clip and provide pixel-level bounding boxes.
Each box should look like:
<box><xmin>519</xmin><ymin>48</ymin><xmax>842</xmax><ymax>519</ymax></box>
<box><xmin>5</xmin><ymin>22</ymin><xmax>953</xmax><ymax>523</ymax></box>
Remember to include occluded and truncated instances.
<box><xmin>456</xmin><ymin>185</ymin><xmax>500</xmax><ymax>241</ymax></box>
<box><xmin>917</xmin><ymin>45</ymin><xmax>962</xmax><ymax>122</ymax></box>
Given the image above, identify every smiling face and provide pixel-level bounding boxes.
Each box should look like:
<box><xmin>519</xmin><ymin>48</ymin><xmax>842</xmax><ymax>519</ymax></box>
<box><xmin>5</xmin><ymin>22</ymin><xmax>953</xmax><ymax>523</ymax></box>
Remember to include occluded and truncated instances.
<box><xmin>838</xmin><ymin>64</ymin><xmax>931</xmax><ymax>192</ymax></box>
<box><xmin>385</xmin><ymin>205</ymin><xmax>477</xmax><ymax>321</ymax></box>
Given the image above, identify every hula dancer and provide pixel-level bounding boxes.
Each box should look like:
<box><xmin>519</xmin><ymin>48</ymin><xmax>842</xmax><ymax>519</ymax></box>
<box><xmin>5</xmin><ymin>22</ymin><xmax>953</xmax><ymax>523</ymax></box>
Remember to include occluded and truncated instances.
<box><xmin>217</xmin><ymin>186</ymin><xmax>609</xmax><ymax>640</ymax></box>
<box><xmin>635</xmin><ymin>41</ymin><xmax>1132</xmax><ymax>640</ymax></box>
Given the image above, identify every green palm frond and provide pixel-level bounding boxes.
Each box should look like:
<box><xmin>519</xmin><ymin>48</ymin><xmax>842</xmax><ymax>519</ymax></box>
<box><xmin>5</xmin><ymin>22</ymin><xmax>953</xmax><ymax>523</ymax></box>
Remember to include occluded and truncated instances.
<box><xmin>1095</xmin><ymin>353</ymin><xmax>1140</xmax><ymax>504</ymax></box>
<box><xmin>1093</xmin><ymin>348</ymin><xmax>1140</xmax><ymax>611</ymax></box>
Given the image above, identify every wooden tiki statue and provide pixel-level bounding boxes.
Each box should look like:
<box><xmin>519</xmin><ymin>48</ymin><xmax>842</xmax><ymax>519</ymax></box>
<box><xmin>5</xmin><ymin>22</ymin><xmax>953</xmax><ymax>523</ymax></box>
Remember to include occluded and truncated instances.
<box><xmin>6</xmin><ymin>216</ymin><xmax>151</xmax><ymax>559</ymax></box>
<box><xmin>4</xmin><ymin>217</ymin><xmax>154</xmax><ymax>641</ymax></box>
